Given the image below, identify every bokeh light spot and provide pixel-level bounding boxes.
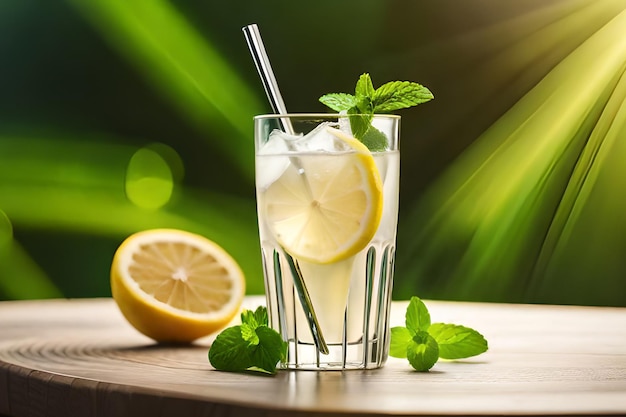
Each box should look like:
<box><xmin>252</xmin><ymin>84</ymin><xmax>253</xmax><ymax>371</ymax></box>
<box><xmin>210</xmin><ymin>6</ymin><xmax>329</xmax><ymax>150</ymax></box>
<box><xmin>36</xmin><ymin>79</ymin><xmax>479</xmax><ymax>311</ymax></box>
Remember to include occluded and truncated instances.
<box><xmin>146</xmin><ymin>142</ymin><xmax>185</xmax><ymax>183</ymax></box>
<box><xmin>125</xmin><ymin>146</ymin><xmax>175</xmax><ymax>210</ymax></box>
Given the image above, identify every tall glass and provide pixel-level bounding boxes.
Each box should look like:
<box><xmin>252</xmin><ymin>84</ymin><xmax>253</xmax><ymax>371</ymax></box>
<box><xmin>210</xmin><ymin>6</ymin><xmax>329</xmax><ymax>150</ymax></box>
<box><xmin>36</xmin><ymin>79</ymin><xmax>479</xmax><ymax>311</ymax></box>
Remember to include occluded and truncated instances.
<box><xmin>254</xmin><ymin>114</ymin><xmax>400</xmax><ymax>370</ymax></box>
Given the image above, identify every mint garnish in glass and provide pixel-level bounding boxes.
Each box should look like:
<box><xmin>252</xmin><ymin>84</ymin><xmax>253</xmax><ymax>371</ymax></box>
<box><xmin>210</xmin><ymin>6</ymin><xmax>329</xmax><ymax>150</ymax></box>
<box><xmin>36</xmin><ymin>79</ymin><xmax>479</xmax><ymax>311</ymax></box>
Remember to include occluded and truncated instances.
<box><xmin>319</xmin><ymin>73</ymin><xmax>434</xmax><ymax>151</ymax></box>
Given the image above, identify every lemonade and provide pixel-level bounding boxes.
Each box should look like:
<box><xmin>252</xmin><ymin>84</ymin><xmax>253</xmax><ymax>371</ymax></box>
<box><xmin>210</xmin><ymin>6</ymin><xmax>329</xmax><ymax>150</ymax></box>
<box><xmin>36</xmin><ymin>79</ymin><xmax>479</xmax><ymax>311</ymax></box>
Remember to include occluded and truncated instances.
<box><xmin>255</xmin><ymin>114</ymin><xmax>400</xmax><ymax>369</ymax></box>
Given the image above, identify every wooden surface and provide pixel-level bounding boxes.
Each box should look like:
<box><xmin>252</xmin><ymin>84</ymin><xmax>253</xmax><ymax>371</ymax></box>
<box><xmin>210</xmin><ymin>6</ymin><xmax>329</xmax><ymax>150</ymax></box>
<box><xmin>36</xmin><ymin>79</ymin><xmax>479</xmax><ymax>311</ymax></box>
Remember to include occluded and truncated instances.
<box><xmin>1</xmin><ymin>296</ymin><xmax>625</xmax><ymax>417</ymax></box>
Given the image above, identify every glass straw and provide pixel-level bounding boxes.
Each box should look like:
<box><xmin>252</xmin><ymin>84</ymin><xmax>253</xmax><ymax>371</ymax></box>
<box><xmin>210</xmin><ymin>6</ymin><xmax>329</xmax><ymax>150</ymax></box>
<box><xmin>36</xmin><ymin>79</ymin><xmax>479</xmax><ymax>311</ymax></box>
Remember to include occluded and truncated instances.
<box><xmin>242</xmin><ymin>23</ymin><xmax>329</xmax><ymax>355</ymax></box>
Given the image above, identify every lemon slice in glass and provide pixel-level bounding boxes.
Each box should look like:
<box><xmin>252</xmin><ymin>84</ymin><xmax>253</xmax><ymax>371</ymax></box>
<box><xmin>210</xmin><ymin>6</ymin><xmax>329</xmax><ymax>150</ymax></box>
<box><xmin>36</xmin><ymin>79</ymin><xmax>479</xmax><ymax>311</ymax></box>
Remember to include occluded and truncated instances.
<box><xmin>110</xmin><ymin>229</ymin><xmax>245</xmax><ymax>343</ymax></box>
<box><xmin>263</xmin><ymin>127</ymin><xmax>384</xmax><ymax>264</ymax></box>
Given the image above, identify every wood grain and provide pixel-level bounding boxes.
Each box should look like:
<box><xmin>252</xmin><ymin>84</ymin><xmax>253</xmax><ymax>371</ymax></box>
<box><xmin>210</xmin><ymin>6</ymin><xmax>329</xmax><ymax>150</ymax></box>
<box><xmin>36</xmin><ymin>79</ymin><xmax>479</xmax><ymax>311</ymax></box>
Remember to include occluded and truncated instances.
<box><xmin>1</xmin><ymin>296</ymin><xmax>625</xmax><ymax>417</ymax></box>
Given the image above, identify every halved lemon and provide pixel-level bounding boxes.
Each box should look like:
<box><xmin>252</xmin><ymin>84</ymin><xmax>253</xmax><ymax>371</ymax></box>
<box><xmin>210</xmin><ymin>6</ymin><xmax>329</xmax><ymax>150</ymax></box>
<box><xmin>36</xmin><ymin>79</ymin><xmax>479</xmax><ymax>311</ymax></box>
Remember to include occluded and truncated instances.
<box><xmin>262</xmin><ymin>127</ymin><xmax>384</xmax><ymax>264</ymax></box>
<box><xmin>110</xmin><ymin>229</ymin><xmax>245</xmax><ymax>343</ymax></box>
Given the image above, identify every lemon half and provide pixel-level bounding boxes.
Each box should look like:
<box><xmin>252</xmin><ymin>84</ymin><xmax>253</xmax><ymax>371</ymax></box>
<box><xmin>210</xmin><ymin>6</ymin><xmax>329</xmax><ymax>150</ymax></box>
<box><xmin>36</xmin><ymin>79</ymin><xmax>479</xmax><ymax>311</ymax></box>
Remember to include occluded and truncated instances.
<box><xmin>262</xmin><ymin>127</ymin><xmax>384</xmax><ymax>264</ymax></box>
<box><xmin>110</xmin><ymin>229</ymin><xmax>245</xmax><ymax>343</ymax></box>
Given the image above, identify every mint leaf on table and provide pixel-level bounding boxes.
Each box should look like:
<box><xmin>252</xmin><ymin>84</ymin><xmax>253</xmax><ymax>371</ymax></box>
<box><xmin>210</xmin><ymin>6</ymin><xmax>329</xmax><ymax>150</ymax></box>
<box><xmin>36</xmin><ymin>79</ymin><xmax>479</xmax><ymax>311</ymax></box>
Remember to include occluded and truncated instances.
<box><xmin>249</xmin><ymin>326</ymin><xmax>288</xmax><ymax>373</ymax></box>
<box><xmin>407</xmin><ymin>331</ymin><xmax>439</xmax><ymax>372</ymax></box>
<box><xmin>405</xmin><ymin>296</ymin><xmax>431</xmax><ymax>333</ymax></box>
<box><xmin>389</xmin><ymin>327</ymin><xmax>412</xmax><ymax>358</ymax></box>
<box><xmin>428</xmin><ymin>323</ymin><xmax>488</xmax><ymax>360</ymax></box>
<box><xmin>240</xmin><ymin>322</ymin><xmax>259</xmax><ymax>345</ymax></box>
<box><xmin>390</xmin><ymin>297</ymin><xmax>439</xmax><ymax>371</ymax></box>
<box><xmin>240</xmin><ymin>305</ymin><xmax>268</xmax><ymax>329</ymax></box>
<box><xmin>208</xmin><ymin>326</ymin><xmax>253</xmax><ymax>370</ymax></box>
<box><xmin>208</xmin><ymin>306</ymin><xmax>286</xmax><ymax>375</ymax></box>
<box><xmin>389</xmin><ymin>296</ymin><xmax>488</xmax><ymax>371</ymax></box>
<box><xmin>319</xmin><ymin>73</ymin><xmax>433</xmax><ymax>151</ymax></box>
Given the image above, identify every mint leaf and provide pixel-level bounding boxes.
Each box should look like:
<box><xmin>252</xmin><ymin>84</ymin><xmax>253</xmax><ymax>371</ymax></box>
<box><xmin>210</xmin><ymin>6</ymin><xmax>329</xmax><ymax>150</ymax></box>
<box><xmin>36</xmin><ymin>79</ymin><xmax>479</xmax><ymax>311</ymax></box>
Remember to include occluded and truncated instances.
<box><xmin>407</xmin><ymin>331</ymin><xmax>439</xmax><ymax>371</ymax></box>
<box><xmin>391</xmin><ymin>296</ymin><xmax>489</xmax><ymax>371</ymax></box>
<box><xmin>208</xmin><ymin>325</ymin><xmax>252</xmax><ymax>372</ymax></box>
<box><xmin>389</xmin><ymin>326</ymin><xmax>412</xmax><ymax>358</ymax></box>
<box><xmin>373</xmin><ymin>81</ymin><xmax>434</xmax><ymax>112</ymax></box>
<box><xmin>429</xmin><ymin>323</ymin><xmax>488</xmax><ymax>360</ymax></box>
<box><xmin>347</xmin><ymin>107</ymin><xmax>372</xmax><ymax>139</ymax></box>
<box><xmin>240</xmin><ymin>323</ymin><xmax>259</xmax><ymax>345</ymax></box>
<box><xmin>241</xmin><ymin>311</ymin><xmax>258</xmax><ymax>328</ymax></box>
<box><xmin>354</xmin><ymin>74</ymin><xmax>375</xmax><ymax>116</ymax></box>
<box><xmin>240</xmin><ymin>305</ymin><xmax>268</xmax><ymax>328</ymax></box>
<box><xmin>319</xmin><ymin>73</ymin><xmax>433</xmax><ymax>151</ymax></box>
<box><xmin>360</xmin><ymin>126</ymin><xmax>388</xmax><ymax>152</ymax></box>
<box><xmin>355</xmin><ymin>73</ymin><xmax>375</xmax><ymax>102</ymax></box>
<box><xmin>405</xmin><ymin>296</ymin><xmax>431</xmax><ymax>334</ymax></box>
<box><xmin>319</xmin><ymin>93</ymin><xmax>356</xmax><ymax>112</ymax></box>
<box><xmin>251</xmin><ymin>326</ymin><xmax>288</xmax><ymax>373</ymax></box>
<box><xmin>209</xmin><ymin>306</ymin><xmax>287</xmax><ymax>374</ymax></box>
<box><xmin>253</xmin><ymin>305</ymin><xmax>268</xmax><ymax>326</ymax></box>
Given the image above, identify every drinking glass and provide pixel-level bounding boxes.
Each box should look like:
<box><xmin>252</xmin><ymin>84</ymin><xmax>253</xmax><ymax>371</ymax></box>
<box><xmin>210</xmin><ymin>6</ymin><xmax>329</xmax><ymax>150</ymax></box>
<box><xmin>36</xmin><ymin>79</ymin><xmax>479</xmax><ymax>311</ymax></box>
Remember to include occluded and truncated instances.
<box><xmin>255</xmin><ymin>114</ymin><xmax>400</xmax><ymax>370</ymax></box>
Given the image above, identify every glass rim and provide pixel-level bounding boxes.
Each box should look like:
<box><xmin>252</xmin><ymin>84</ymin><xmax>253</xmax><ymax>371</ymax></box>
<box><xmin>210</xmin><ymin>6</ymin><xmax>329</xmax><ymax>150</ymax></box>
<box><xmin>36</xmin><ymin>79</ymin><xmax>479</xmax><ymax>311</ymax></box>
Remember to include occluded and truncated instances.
<box><xmin>254</xmin><ymin>113</ymin><xmax>401</xmax><ymax>120</ymax></box>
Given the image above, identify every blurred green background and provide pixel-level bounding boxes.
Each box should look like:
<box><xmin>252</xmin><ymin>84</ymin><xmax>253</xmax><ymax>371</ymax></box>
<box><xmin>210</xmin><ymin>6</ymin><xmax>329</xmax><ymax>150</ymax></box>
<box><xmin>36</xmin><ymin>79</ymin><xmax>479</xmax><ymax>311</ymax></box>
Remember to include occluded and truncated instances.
<box><xmin>1</xmin><ymin>0</ymin><xmax>625</xmax><ymax>306</ymax></box>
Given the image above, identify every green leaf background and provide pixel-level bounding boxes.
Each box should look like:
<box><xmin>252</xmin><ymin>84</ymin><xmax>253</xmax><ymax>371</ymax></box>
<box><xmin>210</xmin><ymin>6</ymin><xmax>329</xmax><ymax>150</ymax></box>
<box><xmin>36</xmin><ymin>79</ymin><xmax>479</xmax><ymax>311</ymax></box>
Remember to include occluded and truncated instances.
<box><xmin>1</xmin><ymin>0</ymin><xmax>626</xmax><ymax>307</ymax></box>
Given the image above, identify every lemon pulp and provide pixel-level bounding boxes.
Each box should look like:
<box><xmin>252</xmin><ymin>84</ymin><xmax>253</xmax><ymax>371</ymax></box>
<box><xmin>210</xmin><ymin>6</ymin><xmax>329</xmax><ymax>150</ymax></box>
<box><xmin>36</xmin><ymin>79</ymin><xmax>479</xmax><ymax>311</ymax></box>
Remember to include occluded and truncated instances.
<box><xmin>260</xmin><ymin>127</ymin><xmax>384</xmax><ymax>264</ymax></box>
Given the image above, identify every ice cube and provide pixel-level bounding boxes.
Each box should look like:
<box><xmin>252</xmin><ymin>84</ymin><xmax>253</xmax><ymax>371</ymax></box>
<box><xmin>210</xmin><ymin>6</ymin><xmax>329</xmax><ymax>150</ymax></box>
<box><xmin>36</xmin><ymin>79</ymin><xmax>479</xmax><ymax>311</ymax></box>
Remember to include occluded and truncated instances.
<box><xmin>292</xmin><ymin>122</ymin><xmax>357</xmax><ymax>153</ymax></box>
<box><xmin>258</xmin><ymin>128</ymin><xmax>298</xmax><ymax>155</ymax></box>
<box><xmin>256</xmin><ymin>130</ymin><xmax>293</xmax><ymax>190</ymax></box>
<box><xmin>337</xmin><ymin>111</ymin><xmax>353</xmax><ymax>136</ymax></box>
<box><xmin>256</xmin><ymin>121</ymin><xmax>357</xmax><ymax>190</ymax></box>
<box><xmin>260</xmin><ymin>121</ymin><xmax>353</xmax><ymax>154</ymax></box>
<box><xmin>294</xmin><ymin>122</ymin><xmax>340</xmax><ymax>152</ymax></box>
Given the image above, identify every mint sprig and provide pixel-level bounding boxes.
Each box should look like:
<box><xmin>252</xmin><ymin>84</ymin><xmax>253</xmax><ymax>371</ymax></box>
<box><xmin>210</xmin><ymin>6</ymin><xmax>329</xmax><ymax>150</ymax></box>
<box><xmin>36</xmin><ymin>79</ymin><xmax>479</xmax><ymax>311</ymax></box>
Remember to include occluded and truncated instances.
<box><xmin>320</xmin><ymin>73</ymin><xmax>433</xmax><ymax>151</ymax></box>
<box><xmin>390</xmin><ymin>297</ymin><xmax>488</xmax><ymax>371</ymax></box>
<box><xmin>208</xmin><ymin>306</ymin><xmax>286</xmax><ymax>374</ymax></box>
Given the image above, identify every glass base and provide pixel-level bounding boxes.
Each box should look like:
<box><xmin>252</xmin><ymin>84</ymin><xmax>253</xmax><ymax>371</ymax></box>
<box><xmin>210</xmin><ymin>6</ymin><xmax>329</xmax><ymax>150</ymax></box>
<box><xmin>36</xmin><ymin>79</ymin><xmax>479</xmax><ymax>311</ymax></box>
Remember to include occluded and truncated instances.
<box><xmin>279</xmin><ymin>339</ymin><xmax>387</xmax><ymax>370</ymax></box>
<box><xmin>263</xmin><ymin>244</ymin><xmax>395</xmax><ymax>371</ymax></box>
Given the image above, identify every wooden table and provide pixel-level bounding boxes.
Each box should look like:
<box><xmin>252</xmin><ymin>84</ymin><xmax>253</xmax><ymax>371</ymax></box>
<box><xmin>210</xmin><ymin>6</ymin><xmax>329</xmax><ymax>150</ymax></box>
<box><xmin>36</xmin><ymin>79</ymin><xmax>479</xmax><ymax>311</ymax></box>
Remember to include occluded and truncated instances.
<box><xmin>1</xmin><ymin>296</ymin><xmax>625</xmax><ymax>417</ymax></box>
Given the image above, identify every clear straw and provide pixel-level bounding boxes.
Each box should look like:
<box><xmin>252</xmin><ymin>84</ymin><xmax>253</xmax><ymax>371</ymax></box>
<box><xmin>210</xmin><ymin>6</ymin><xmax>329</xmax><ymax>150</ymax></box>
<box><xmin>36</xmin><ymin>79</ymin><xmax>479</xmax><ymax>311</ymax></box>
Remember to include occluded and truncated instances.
<box><xmin>242</xmin><ymin>24</ymin><xmax>294</xmax><ymax>135</ymax></box>
<box><xmin>242</xmin><ymin>24</ymin><xmax>329</xmax><ymax>355</ymax></box>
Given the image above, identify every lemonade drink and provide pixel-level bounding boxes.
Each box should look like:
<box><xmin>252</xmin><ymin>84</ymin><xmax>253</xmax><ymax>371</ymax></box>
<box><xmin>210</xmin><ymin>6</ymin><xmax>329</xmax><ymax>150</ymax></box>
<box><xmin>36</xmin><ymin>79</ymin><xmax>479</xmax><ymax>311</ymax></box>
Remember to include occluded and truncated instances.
<box><xmin>255</xmin><ymin>114</ymin><xmax>399</xmax><ymax>370</ymax></box>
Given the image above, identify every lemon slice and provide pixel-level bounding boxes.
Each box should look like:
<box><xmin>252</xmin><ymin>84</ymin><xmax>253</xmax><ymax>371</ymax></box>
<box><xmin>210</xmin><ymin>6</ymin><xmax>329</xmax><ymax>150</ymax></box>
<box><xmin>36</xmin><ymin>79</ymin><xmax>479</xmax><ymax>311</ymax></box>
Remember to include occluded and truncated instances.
<box><xmin>262</xmin><ymin>127</ymin><xmax>383</xmax><ymax>264</ymax></box>
<box><xmin>110</xmin><ymin>229</ymin><xmax>245</xmax><ymax>343</ymax></box>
